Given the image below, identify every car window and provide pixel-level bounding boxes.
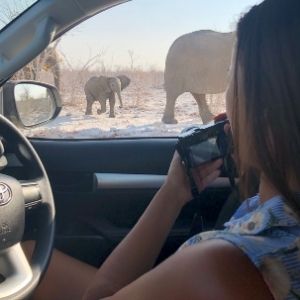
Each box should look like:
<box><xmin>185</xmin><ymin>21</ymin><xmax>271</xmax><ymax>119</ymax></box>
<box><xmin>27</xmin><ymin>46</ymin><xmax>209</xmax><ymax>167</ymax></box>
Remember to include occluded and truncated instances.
<box><xmin>11</xmin><ymin>0</ymin><xmax>262</xmax><ymax>139</ymax></box>
<box><xmin>0</xmin><ymin>0</ymin><xmax>38</xmax><ymax>31</ymax></box>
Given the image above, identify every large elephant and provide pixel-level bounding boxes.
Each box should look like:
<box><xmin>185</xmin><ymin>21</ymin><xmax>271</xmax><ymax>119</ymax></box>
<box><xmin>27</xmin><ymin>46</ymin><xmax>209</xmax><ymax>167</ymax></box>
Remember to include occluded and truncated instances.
<box><xmin>84</xmin><ymin>75</ymin><xmax>130</xmax><ymax>118</ymax></box>
<box><xmin>162</xmin><ymin>30</ymin><xmax>235</xmax><ymax>124</ymax></box>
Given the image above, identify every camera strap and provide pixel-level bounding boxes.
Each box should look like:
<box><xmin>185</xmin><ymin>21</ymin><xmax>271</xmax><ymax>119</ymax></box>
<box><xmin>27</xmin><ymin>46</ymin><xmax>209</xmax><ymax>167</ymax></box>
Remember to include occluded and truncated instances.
<box><xmin>176</xmin><ymin>141</ymin><xmax>202</xmax><ymax>200</ymax></box>
<box><xmin>187</xmin><ymin>167</ymin><xmax>201</xmax><ymax>200</ymax></box>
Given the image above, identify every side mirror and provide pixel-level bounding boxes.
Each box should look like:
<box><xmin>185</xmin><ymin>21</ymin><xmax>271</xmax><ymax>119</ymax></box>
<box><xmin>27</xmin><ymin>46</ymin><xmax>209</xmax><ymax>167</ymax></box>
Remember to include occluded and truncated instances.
<box><xmin>2</xmin><ymin>80</ymin><xmax>62</xmax><ymax>127</ymax></box>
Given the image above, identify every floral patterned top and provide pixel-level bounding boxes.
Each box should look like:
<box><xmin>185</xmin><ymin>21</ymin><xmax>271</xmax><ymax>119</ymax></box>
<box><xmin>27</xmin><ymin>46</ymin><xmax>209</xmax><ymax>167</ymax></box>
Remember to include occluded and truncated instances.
<box><xmin>180</xmin><ymin>195</ymin><xmax>300</xmax><ymax>299</ymax></box>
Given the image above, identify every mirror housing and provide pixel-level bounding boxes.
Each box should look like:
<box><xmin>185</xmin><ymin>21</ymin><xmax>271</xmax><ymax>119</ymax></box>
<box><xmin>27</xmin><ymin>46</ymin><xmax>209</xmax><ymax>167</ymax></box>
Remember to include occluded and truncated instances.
<box><xmin>2</xmin><ymin>80</ymin><xmax>62</xmax><ymax>127</ymax></box>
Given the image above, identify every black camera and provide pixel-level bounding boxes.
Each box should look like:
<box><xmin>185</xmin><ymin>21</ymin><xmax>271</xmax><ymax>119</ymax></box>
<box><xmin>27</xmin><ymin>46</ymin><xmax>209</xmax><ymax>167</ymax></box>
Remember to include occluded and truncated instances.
<box><xmin>176</xmin><ymin>119</ymin><xmax>235</xmax><ymax>198</ymax></box>
<box><xmin>176</xmin><ymin>120</ymin><xmax>229</xmax><ymax>169</ymax></box>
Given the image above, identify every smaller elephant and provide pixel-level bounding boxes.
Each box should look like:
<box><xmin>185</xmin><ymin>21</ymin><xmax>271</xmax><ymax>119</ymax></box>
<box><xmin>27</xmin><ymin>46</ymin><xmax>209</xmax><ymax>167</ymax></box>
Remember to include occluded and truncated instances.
<box><xmin>84</xmin><ymin>75</ymin><xmax>130</xmax><ymax>118</ymax></box>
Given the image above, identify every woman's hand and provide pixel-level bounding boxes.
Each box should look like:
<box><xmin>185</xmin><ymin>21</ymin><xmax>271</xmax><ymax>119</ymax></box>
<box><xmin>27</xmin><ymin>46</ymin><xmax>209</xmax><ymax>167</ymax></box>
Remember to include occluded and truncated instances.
<box><xmin>162</xmin><ymin>151</ymin><xmax>223</xmax><ymax>207</ymax></box>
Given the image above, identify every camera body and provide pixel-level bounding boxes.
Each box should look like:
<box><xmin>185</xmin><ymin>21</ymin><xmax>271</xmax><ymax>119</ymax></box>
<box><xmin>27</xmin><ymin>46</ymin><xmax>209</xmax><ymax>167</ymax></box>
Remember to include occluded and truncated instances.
<box><xmin>176</xmin><ymin>119</ymin><xmax>236</xmax><ymax>199</ymax></box>
<box><xmin>176</xmin><ymin>120</ymin><xmax>230</xmax><ymax>169</ymax></box>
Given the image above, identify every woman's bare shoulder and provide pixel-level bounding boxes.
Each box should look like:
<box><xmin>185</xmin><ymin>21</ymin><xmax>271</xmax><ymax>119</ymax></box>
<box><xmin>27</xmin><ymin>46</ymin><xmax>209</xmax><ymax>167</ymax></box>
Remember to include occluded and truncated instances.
<box><xmin>105</xmin><ymin>239</ymin><xmax>273</xmax><ymax>300</ymax></box>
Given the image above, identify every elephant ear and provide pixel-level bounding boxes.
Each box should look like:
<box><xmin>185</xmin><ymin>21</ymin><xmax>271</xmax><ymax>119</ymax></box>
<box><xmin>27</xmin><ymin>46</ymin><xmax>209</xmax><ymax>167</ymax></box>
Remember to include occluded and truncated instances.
<box><xmin>117</xmin><ymin>75</ymin><xmax>130</xmax><ymax>90</ymax></box>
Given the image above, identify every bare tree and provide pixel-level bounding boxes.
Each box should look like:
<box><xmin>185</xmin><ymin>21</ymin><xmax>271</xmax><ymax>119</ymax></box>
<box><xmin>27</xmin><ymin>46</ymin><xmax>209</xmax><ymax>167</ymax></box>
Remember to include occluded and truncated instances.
<box><xmin>0</xmin><ymin>0</ymin><xmax>34</xmax><ymax>28</ymax></box>
<box><xmin>59</xmin><ymin>48</ymin><xmax>108</xmax><ymax>106</ymax></box>
<box><xmin>128</xmin><ymin>50</ymin><xmax>135</xmax><ymax>71</ymax></box>
<box><xmin>12</xmin><ymin>40</ymin><xmax>62</xmax><ymax>92</ymax></box>
<box><xmin>127</xmin><ymin>50</ymin><xmax>144</xmax><ymax>107</ymax></box>
<box><xmin>0</xmin><ymin>1</ymin><xmax>62</xmax><ymax>90</ymax></box>
<box><xmin>128</xmin><ymin>49</ymin><xmax>142</xmax><ymax>71</ymax></box>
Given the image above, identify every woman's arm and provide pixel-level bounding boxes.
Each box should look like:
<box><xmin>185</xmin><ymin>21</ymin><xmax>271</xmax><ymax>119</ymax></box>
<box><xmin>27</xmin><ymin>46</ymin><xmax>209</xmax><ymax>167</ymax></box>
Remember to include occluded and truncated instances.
<box><xmin>83</xmin><ymin>154</ymin><xmax>222</xmax><ymax>300</ymax></box>
<box><xmin>99</xmin><ymin>240</ymin><xmax>274</xmax><ymax>300</ymax></box>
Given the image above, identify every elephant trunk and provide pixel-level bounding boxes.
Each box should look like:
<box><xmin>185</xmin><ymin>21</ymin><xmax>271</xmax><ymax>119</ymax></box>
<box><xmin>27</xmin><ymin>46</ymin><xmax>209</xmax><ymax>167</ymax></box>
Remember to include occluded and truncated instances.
<box><xmin>116</xmin><ymin>90</ymin><xmax>123</xmax><ymax>108</ymax></box>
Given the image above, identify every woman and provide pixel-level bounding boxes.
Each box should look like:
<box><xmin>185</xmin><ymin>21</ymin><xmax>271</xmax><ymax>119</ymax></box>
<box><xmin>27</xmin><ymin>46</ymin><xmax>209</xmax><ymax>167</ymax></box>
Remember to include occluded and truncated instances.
<box><xmin>27</xmin><ymin>0</ymin><xmax>300</xmax><ymax>299</ymax></box>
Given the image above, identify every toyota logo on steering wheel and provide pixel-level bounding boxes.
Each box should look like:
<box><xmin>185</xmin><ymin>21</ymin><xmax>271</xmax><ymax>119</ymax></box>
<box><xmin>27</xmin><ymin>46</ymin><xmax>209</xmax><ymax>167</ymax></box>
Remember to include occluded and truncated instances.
<box><xmin>0</xmin><ymin>183</ymin><xmax>12</xmax><ymax>206</ymax></box>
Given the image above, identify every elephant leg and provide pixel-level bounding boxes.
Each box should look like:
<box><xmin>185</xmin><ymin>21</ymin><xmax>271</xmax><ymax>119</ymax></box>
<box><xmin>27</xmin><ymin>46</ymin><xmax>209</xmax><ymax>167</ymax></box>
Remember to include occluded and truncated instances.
<box><xmin>162</xmin><ymin>90</ymin><xmax>179</xmax><ymax>124</ymax></box>
<box><xmin>85</xmin><ymin>95</ymin><xmax>94</xmax><ymax>115</ymax></box>
<box><xmin>97</xmin><ymin>99</ymin><xmax>107</xmax><ymax>115</ymax></box>
<box><xmin>108</xmin><ymin>94</ymin><xmax>116</xmax><ymax>118</ymax></box>
<box><xmin>192</xmin><ymin>93</ymin><xmax>214</xmax><ymax>124</ymax></box>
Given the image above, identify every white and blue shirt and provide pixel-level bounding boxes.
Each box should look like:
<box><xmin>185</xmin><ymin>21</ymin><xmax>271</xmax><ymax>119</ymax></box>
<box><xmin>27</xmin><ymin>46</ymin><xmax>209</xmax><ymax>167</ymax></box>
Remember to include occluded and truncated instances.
<box><xmin>180</xmin><ymin>195</ymin><xmax>300</xmax><ymax>299</ymax></box>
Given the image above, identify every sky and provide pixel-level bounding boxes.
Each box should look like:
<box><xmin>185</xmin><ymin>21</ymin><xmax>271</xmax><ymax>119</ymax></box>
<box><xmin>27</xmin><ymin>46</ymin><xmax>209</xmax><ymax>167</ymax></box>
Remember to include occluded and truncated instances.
<box><xmin>58</xmin><ymin>0</ymin><xmax>262</xmax><ymax>71</ymax></box>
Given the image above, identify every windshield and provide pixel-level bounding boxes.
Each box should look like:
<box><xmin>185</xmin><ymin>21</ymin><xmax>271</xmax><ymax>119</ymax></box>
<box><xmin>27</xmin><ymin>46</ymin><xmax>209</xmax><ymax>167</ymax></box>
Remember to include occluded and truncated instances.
<box><xmin>9</xmin><ymin>0</ymin><xmax>263</xmax><ymax>139</ymax></box>
<box><xmin>0</xmin><ymin>0</ymin><xmax>38</xmax><ymax>31</ymax></box>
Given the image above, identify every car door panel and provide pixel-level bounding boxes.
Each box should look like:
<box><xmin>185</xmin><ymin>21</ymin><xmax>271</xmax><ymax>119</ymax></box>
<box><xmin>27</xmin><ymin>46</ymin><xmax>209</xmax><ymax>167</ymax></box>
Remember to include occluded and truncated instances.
<box><xmin>28</xmin><ymin>138</ymin><xmax>232</xmax><ymax>267</ymax></box>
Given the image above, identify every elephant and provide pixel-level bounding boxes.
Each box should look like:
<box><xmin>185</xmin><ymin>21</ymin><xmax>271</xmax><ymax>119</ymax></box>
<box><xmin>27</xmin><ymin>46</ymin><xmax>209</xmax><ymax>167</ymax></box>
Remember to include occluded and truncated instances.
<box><xmin>84</xmin><ymin>75</ymin><xmax>130</xmax><ymax>118</ymax></box>
<box><xmin>162</xmin><ymin>30</ymin><xmax>235</xmax><ymax>124</ymax></box>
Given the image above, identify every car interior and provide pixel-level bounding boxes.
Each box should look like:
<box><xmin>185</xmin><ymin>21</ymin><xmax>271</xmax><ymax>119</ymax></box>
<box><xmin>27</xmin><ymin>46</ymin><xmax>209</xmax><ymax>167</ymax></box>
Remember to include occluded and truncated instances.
<box><xmin>0</xmin><ymin>0</ymin><xmax>238</xmax><ymax>299</ymax></box>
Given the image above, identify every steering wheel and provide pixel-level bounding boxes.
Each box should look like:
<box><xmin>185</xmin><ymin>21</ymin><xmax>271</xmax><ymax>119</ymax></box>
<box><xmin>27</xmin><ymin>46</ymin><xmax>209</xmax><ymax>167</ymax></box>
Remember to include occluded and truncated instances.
<box><xmin>0</xmin><ymin>114</ymin><xmax>55</xmax><ymax>299</ymax></box>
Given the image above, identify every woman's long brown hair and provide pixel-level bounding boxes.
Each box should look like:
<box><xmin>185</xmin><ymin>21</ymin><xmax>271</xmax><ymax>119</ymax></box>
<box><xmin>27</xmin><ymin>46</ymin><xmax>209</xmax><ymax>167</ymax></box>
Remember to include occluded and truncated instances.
<box><xmin>232</xmin><ymin>0</ymin><xmax>300</xmax><ymax>216</ymax></box>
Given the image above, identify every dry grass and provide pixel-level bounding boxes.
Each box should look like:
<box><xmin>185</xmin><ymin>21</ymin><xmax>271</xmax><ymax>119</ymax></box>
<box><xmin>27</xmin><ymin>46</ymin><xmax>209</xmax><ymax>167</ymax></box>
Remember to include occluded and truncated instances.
<box><xmin>38</xmin><ymin>68</ymin><xmax>164</xmax><ymax>109</ymax></box>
